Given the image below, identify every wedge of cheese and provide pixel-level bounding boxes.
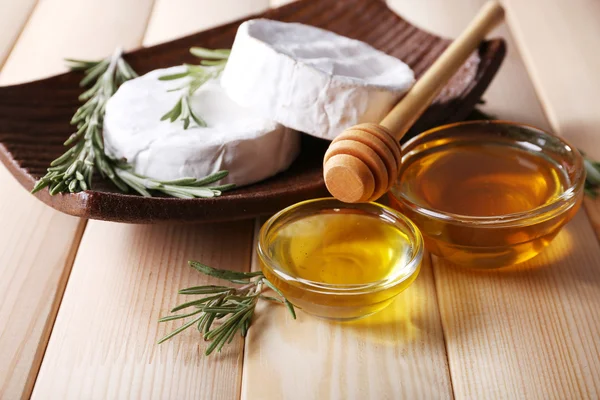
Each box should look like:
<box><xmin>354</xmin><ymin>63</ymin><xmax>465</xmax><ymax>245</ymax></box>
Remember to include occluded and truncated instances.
<box><xmin>104</xmin><ymin>66</ymin><xmax>301</xmax><ymax>186</ymax></box>
<box><xmin>221</xmin><ymin>19</ymin><xmax>415</xmax><ymax>141</ymax></box>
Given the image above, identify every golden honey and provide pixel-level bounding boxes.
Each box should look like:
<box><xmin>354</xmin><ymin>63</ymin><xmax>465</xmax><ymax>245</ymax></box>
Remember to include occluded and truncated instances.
<box><xmin>267</xmin><ymin>213</ymin><xmax>413</xmax><ymax>284</ymax></box>
<box><xmin>258</xmin><ymin>199</ymin><xmax>422</xmax><ymax>320</ymax></box>
<box><xmin>389</xmin><ymin>121</ymin><xmax>584</xmax><ymax>268</ymax></box>
<box><xmin>399</xmin><ymin>144</ymin><xmax>566</xmax><ymax>217</ymax></box>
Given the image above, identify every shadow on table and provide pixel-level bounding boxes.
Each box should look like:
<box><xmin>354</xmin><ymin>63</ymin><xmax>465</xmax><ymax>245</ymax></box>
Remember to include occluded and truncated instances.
<box><xmin>336</xmin><ymin>258</ymin><xmax>450</xmax><ymax>347</ymax></box>
<box><xmin>441</xmin><ymin>217</ymin><xmax>598</xmax><ymax>284</ymax></box>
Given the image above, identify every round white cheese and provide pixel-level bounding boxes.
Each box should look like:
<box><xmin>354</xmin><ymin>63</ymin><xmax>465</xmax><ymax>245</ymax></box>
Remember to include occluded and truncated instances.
<box><xmin>221</xmin><ymin>19</ymin><xmax>415</xmax><ymax>141</ymax></box>
<box><xmin>104</xmin><ymin>66</ymin><xmax>301</xmax><ymax>186</ymax></box>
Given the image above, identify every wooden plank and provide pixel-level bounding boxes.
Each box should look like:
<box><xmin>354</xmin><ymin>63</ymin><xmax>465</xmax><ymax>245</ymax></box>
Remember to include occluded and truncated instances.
<box><xmin>270</xmin><ymin>0</ymin><xmax>297</xmax><ymax>6</ymax></box>
<box><xmin>0</xmin><ymin>0</ymin><xmax>155</xmax><ymax>397</ymax></box>
<box><xmin>501</xmin><ymin>0</ymin><xmax>600</xmax><ymax>240</ymax></box>
<box><xmin>0</xmin><ymin>0</ymin><xmax>154</xmax><ymax>85</ymax></box>
<box><xmin>241</xmin><ymin>220</ymin><xmax>453</xmax><ymax>399</ymax></box>
<box><xmin>32</xmin><ymin>1</ymin><xmax>269</xmax><ymax>397</ymax></box>
<box><xmin>390</xmin><ymin>0</ymin><xmax>600</xmax><ymax>398</ymax></box>
<box><xmin>0</xmin><ymin>0</ymin><xmax>153</xmax><ymax>398</ymax></box>
<box><xmin>0</xmin><ymin>167</ymin><xmax>84</xmax><ymax>400</ymax></box>
<box><xmin>31</xmin><ymin>220</ymin><xmax>254</xmax><ymax>399</ymax></box>
<box><xmin>387</xmin><ymin>0</ymin><xmax>550</xmax><ymax>129</ymax></box>
<box><xmin>0</xmin><ymin>0</ymin><xmax>37</xmax><ymax>69</ymax></box>
<box><xmin>435</xmin><ymin>212</ymin><xmax>600</xmax><ymax>399</ymax></box>
<box><xmin>143</xmin><ymin>0</ymin><xmax>270</xmax><ymax>46</ymax></box>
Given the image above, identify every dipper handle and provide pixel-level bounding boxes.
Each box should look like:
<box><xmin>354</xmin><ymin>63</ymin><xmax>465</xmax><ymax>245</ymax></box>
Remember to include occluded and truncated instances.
<box><xmin>381</xmin><ymin>0</ymin><xmax>504</xmax><ymax>139</ymax></box>
<box><xmin>323</xmin><ymin>1</ymin><xmax>505</xmax><ymax>204</ymax></box>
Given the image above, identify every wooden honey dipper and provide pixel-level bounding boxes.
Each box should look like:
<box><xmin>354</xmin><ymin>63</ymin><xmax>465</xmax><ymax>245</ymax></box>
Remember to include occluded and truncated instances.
<box><xmin>323</xmin><ymin>1</ymin><xmax>505</xmax><ymax>203</ymax></box>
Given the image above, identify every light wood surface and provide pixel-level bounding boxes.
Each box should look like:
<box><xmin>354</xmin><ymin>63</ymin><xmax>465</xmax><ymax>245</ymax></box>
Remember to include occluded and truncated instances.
<box><xmin>0</xmin><ymin>0</ymin><xmax>599</xmax><ymax>398</ymax></box>
<box><xmin>435</xmin><ymin>212</ymin><xmax>600</xmax><ymax>399</ymax></box>
<box><xmin>0</xmin><ymin>0</ymin><xmax>154</xmax><ymax>85</ymax></box>
<box><xmin>0</xmin><ymin>0</ymin><xmax>155</xmax><ymax>397</ymax></box>
<box><xmin>387</xmin><ymin>0</ymin><xmax>551</xmax><ymax>130</ymax></box>
<box><xmin>381</xmin><ymin>1</ymin><xmax>504</xmax><ymax>136</ymax></box>
<box><xmin>32</xmin><ymin>221</ymin><xmax>254</xmax><ymax>399</ymax></box>
<box><xmin>144</xmin><ymin>0</ymin><xmax>270</xmax><ymax>46</ymax></box>
<box><xmin>0</xmin><ymin>173</ymin><xmax>84</xmax><ymax>400</ymax></box>
<box><xmin>393</xmin><ymin>0</ymin><xmax>600</xmax><ymax>398</ymax></box>
<box><xmin>501</xmin><ymin>0</ymin><xmax>600</xmax><ymax>239</ymax></box>
<box><xmin>241</xmin><ymin>220</ymin><xmax>453</xmax><ymax>400</ymax></box>
<box><xmin>0</xmin><ymin>0</ymin><xmax>37</xmax><ymax>70</ymax></box>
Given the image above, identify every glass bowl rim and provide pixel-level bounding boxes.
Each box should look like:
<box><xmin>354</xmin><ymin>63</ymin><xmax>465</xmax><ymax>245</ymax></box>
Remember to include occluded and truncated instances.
<box><xmin>257</xmin><ymin>197</ymin><xmax>424</xmax><ymax>296</ymax></box>
<box><xmin>390</xmin><ymin>120</ymin><xmax>585</xmax><ymax>227</ymax></box>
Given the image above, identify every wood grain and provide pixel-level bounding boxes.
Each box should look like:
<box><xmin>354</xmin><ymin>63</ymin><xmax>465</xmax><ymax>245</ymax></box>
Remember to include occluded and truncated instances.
<box><xmin>144</xmin><ymin>0</ymin><xmax>270</xmax><ymax>46</ymax></box>
<box><xmin>0</xmin><ymin>0</ymin><xmax>155</xmax><ymax>85</ymax></box>
<box><xmin>435</xmin><ymin>212</ymin><xmax>600</xmax><ymax>399</ymax></box>
<box><xmin>501</xmin><ymin>0</ymin><xmax>600</xmax><ymax>241</ymax></box>
<box><xmin>0</xmin><ymin>166</ymin><xmax>84</xmax><ymax>400</ymax></box>
<box><xmin>0</xmin><ymin>0</ymin><xmax>153</xmax><ymax>398</ymax></box>
<box><xmin>241</xmin><ymin>220</ymin><xmax>453</xmax><ymax>400</ymax></box>
<box><xmin>387</xmin><ymin>0</ymin><xmax>550</xmax><ymax>130</ymax></box>
<box><xmin>31</xmin><ymin>220</ymin><xmax>254</xmax><ymax>399</ymax></box>
<box><xmin>391</xmin><ymin>0</ymin><xmax>600</xmax><ymax>398</ymax></box>
<box><xmin>0</xmin><ymin>0</ymin><xmax>37</xmax><ymax>70</ymax></box>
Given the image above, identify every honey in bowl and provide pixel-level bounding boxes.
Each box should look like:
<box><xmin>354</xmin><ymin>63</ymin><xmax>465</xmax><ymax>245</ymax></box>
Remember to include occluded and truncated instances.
<box><xmin>389</xmin><ymin>121</ymin><xmax>584</xmax><ymax>268</ymax></box>
<box><xmin>269</xmin><ymin>213</ymin><xmax>413</xmax><ymax>285</ymax></box>
<box><xmin>258</xmin><ymin>199</ymin><xmax>423</xmax><ymax>320</ymax></box>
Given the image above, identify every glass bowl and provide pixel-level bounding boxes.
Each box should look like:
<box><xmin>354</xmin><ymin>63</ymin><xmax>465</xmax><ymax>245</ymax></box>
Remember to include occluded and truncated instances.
<box><xmin>389</xmin><ymin>120</ymin><xmax>585</xmax><ymax>268</ymax></box>
<box><xmin>257</xmin><ymin>198</ymin><xmax>423</xmax><ymax>320</ymax></box>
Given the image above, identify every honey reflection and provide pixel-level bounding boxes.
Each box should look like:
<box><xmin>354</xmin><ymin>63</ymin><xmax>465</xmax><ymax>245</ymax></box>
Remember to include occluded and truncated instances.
<box><xmin>449</xmin><ymin>224</ymin><xmax>575</xmax><ymax>274</ymax></box>
<box><xmin>336</xmin><ymin>283</ymin><xmax>427</xmax><ymax>345</ymax></box>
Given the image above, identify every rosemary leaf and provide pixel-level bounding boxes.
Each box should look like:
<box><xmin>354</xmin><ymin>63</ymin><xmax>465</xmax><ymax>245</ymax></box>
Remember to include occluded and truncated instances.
<box><xmin>158</xmin><ymin>47</ymin><xmax>229</xmax><ymax>129</ymax></box>
<box><xmin>158</xmin><ymin>72</ymin><xmax>191</xmax><ymax>81</ymax></box>
<box><xmin>157</xmin><ymin>315</ymin><xmax>204</xmax><ymax>344</ymax></box>
<box><xmin>190</xmin><ymin>170</ymin><xmax>229</xmax><ymax>186</ymax></box>
<box><xmin>259</xmin><ymin>295</ymin><xmax>285</xmax><ymax>303</ymax></box>
<box><xmin>158</xmin><ymin>308</ymin><xmax>203</xmax><ymax>322</ymax></box>
<box><xmin>581</xmin><ymin>151</ymin><xmax>600</xmax><ymax>198</ymax></box>
<box><xmin>171</xmin><ymin>296</ymin><xmax>224</xmax><ymax>312</ymax></box>
<box><xmin>178</xmin><ymin>285</ymin><xmax>231</xmax><ymax>295</ymax></box>
<box><xmin>189</xmin><ymin>47</ymin><xmax>231</xmax><ymax>59</ymax></box>
<box><xmin>263</xmin><ymin>279</ymin><xmax>297</xmax><ymax>319</ymax></box>
<box><xmin>188</xmin><ymin>261</ymin><xmax>264</xmax><ymax>281</ymax></box>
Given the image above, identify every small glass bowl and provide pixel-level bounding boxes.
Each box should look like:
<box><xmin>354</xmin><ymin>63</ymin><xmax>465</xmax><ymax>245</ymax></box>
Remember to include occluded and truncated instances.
<box><xmin>389</xmin><ymin>120</ymin><xmax>585</xmax><ymax>268</ymax></box>
<box><xmin>257</xmin><ymin>198</ymin><xmax>423</xmax><ymax>320</ymax></box>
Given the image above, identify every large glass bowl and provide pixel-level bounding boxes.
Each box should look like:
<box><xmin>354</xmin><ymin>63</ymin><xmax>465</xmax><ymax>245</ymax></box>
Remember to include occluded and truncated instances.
<box><xmin>389</xmin><ymin>121</ymin><xmax>585</xmax><ymax>268</ymax></box>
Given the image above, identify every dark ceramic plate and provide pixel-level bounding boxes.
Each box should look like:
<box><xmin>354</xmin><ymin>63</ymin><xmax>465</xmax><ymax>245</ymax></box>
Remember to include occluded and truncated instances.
<box><xmin>0</xmin><ymin>0</ymin><xmax>505</xmax><ymax>223</ymax></box>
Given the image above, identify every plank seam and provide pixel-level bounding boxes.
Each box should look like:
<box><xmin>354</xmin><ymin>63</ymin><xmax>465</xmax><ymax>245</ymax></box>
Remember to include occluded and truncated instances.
<box><xmin>24</xmin><ymin>218</ymin><xmax>88</xmax><ymax>399</ymax></box>
<box><xmin>503</xmin><ymin>9</ymin><xmax>600</xmax><ymax>246</ymax></box>
<box><xmin>139</xmin><ymin>0</ymin><xmax>159</xmax><ymax>49</ymax></box>
<box><xmin>0</xmin><ymin>0</ymin><xmax>41</xmax><ymax>74</ymax></box>
<box><xmin>27</xmin><ymin>0</ymin><xmax>159</xmax><ymax>393</ymax></box>
<box><xmin>240</xmin><ymin>217</ymin><xmax>262</xmax><ymax>400</ymax></box>
<box><xmin>430</xmin><ymin>256</ymin><xmax>457</xmax><ymax>400</ymax></box>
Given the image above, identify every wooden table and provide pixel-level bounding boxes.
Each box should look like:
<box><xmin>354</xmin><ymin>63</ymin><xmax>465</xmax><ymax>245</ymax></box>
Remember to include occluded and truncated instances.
<box><xmin>1</xmin><ymin>0</ymin><xmax>599</xmax><ymax>398</ymax></box>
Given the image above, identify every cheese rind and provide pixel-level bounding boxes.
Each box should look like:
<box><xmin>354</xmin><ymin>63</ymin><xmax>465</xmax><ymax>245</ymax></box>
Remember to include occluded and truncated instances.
<box><xmin>221</xmin><ymin>19</ymin><xmax>415</xmax><ymax>141</ymax></box>
<box><xmin>104</xmin><ymin>66</ymin><xmax>301</xmax><ymax>186</ymax></box>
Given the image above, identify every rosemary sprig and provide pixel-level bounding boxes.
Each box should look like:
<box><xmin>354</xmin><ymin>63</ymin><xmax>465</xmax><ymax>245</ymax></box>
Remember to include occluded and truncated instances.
<box><xmin>31</xmin><ymin>48</ymin><xmax>235</xmax><ymax>198</ymax></box>
<box><xmin>114</xmin><ymin>168</ymin><xmax>235</xmax><ymax>199</ymax></box>
<box><xmin>32</xmin><ymin>48</ymin><xmax>135</xmax><ymax>195</ymax></box>
<box><xmin>583</xmin><ymin>153</ymin><xmax>600</xmax><ymax>198</ymax></box>
<box><xmin>159</xmin><ymin>47</ymin><xmax>230</xmax><ymax>129</ymax></box>
<box><xmin>159</xmin><ymin>261</ymin><xmax>296</xmax><ymax>356</ymax></box>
